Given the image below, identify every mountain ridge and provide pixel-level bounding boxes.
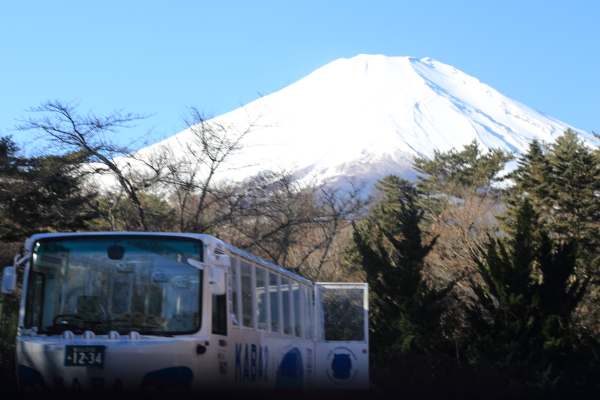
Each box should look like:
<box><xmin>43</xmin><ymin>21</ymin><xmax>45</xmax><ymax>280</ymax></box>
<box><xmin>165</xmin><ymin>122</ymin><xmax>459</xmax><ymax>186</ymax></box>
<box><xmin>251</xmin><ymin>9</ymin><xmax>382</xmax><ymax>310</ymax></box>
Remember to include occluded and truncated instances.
<box><xmin>129</xmin><ymin>54</ymin><xmax>595</xmax><ymax>190</ymax></box>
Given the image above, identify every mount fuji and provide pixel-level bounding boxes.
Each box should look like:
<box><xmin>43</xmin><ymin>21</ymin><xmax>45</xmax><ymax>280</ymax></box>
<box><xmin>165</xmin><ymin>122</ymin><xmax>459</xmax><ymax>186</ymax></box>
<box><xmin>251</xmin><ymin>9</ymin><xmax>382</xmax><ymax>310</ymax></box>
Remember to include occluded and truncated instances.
<box><xmin>134</xmin><ymin>54</ymin><xmax>596</xmax><ymax>191</ymax></box>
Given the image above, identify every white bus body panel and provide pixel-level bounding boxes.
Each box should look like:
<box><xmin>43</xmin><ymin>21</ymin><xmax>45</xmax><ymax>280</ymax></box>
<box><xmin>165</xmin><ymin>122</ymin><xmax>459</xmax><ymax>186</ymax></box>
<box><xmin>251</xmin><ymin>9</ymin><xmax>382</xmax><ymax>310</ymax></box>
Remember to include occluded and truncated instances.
<box><xmin>314</xmin><ymin>283</ymin><xmax>369</xmax><ymax>390</ymax></box>
<box><xmin>17</xmin><ymin>336</ymin><xmax>205</xmax><ymax>392</ymax></box>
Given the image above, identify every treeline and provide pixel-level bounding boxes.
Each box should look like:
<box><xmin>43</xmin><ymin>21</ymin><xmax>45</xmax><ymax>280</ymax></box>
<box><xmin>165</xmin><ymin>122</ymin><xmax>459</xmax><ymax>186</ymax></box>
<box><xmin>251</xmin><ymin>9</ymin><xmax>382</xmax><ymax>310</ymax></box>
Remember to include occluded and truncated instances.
<box><xmin>1</xmin><ymin>101</ymin><xmax>600</xmax><ymax>396</ymax></box>
<box><xmin>345</xmin><ymin>131</ymin><xmax>600</xmax><ymax>397</ymax></box>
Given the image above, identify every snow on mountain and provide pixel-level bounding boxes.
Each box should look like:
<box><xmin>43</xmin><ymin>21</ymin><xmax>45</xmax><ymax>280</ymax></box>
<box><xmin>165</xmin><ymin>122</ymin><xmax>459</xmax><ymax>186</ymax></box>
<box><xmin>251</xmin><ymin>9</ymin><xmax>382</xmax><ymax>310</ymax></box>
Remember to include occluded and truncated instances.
<box><xmin>131</xmin><ymin>54</ymin><xmax>596</xmax><ymax>191</ymax></box>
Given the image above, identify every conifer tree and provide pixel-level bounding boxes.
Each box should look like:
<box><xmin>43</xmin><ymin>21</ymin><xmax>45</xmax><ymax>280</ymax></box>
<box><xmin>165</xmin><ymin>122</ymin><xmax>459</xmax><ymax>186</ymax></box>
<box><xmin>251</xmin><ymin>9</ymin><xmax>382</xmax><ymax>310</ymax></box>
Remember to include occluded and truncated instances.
<box><xmin>546</xmin><ymin>130</ymin><xmax>600</xmax><ymax>260</ymax></box>
<box><xmin>509</xmin><ymin>138</ymin><xmax>551</xmax><ymax>207</ymax></box>
<box><xmin>413</xmin><ymin>139</ymin><xmax>513</xmax><ymax>199</ymax></box>
<box><xmin>467</xmin><ymin>198</ymin><xmax>589</xmax><ymax>386</ymax></box>
<box><xmin>344</xmin><ymin>175</ymin><xmax>453</xmax><ymax>358</ymax></box>
<box><xmin>507</xmin><ymin>129</ymin><xmax>600</xmax><ymax>270</ymax></box>
<box><xmin>0</xmin><ymin>135</ymin><xmax>97</xmax><ymax>241</ymax></box>
<box><xmin>500</xmin><ymin>140</ymin><xmax>548</xmax><ymax>238</ymax></box>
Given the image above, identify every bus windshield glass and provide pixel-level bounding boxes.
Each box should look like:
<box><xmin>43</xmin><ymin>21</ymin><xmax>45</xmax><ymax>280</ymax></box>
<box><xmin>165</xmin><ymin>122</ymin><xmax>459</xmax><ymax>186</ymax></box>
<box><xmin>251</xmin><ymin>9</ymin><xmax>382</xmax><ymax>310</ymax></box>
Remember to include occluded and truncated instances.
<box><xmin>25</xmin><ymin>236</ymin><xmax>203</xmax><ymax>336</ymax></box>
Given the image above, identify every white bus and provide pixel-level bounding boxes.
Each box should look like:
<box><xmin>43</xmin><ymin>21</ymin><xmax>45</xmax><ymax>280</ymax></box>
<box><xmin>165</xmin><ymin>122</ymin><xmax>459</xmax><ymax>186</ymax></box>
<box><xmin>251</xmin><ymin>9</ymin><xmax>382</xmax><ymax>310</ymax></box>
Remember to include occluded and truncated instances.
<box><xmin>1</xmin><ymin>232</ymin><xmax>369</xmax><ymax>393</ymax></box>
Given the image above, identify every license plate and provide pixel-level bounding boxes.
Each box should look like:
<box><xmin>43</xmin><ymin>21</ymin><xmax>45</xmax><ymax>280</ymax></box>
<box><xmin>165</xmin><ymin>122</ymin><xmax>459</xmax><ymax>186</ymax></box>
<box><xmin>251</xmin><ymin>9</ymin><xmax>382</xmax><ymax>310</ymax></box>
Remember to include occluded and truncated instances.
<box><xmin>65</xmin><ymin>345</ymin><xmax>105</xmax><ymax>367</ymax></box>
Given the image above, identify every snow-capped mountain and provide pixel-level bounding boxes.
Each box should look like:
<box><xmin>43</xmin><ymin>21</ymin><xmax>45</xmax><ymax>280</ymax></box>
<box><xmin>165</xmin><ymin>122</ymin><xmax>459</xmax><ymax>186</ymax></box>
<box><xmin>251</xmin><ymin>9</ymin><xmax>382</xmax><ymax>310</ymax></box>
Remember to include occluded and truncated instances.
<box><xmin>134</xmin><ymin>54</ymin><xmax>596</xmax><ymax>190</ymax></box>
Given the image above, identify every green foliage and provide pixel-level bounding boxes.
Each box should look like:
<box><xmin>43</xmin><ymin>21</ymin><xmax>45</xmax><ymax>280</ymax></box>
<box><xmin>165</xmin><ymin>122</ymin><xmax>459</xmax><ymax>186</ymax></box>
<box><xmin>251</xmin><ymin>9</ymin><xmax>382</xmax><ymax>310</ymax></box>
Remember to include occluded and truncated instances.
<box><xmin>17</xmin><ymin>100</ymin><xmax>152</xmax><ymax>230</ymax></box>
<box><xmin>0</xmin><ymin>288</ymin><xmax>19</xmax><ymax>390</ymax></box>
<box><xmin>0</xmin><ymin>136</ymin><xmax>97</xmax><ymax>241</ymax></box>
<box><xmin>506</xmin><ymin>129</ymin><xmax>600</xmax><ymax>267</ymax></box>
<box><xmin>546</xmin><ymin>130</ymin><xmax>600</xmax><ymax>259</ymax></box>
<box><xmin>414</xmin><ymin>139</ymin><xmax>513</xmax><ymax>199</ymax></box>
<box><xmin>467</xmin><ymin>198</ymin><xmax>590</xmax><ymax>388</ymax></box>
<box><xmin>509</xmin><ymin>138</ymin><xmax>550</xmax><ymax>207</ymax></box>
<box><xmin>344</xmin><ymin>175</ymin><xmax>454</xmax><ymax>358</ymax></box>
<box><xmin>0</xmin><ymin>243</ymin><xmax>21</xmax><ymax>392</ymax></box>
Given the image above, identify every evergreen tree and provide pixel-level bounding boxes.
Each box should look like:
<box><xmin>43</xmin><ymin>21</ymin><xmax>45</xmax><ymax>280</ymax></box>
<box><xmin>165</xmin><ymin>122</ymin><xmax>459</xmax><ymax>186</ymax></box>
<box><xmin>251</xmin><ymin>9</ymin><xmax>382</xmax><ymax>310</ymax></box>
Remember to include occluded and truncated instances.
<box><xmin>467</xmin><ymin>198</ymin><xmax>538</xmax><ymax>366</ymax></box>
<box><xmin>500</xmin><ymin>139</ymin><xmax>551</xmax><ymax>235</ymax></box>
<box><xmin>413</xmin><ymin>139</ymin><xmax>513</xmax><ymax>200</ymax></box>
<box><xmin>344</xmin><ymin>175</ymin><xmax>453</xmax><ymax>358</ymax></box>
<box><xmin>509</xmin><ymin>138</ymin><xmax>551</xmax><ymax>207</ymax></box>
<box><xmin>507</xmin><ymin>130</ymin><xmax>600</xmax><ymax>267</ymax></box>
<box><xmin>0</xmin><ymin>136</ymin><xmax>97</xmax><ymax>241</ymax></box>
<box><xmin>546</xmin><ymin>129</ymin><xmax>600</xmax><ymax>261</ymax></box>
<box><xmin>467</xmin><ymin>198</ymin><xmax>590</xmax><ymax>388</ymax></box>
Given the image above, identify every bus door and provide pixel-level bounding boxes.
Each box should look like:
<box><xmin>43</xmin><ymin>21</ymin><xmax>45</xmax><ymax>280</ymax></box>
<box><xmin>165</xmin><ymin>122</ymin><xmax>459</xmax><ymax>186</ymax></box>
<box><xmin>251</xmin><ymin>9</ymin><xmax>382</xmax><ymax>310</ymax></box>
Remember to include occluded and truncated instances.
<box><xmin>313</xmin><ymin>283</ymin><xmax>369</xmax><ymax>390</ymax></box>
<box><xmin>210</xmin><ymin>267</ymin><xmax>229</xmax><ymax>386</ymax></box>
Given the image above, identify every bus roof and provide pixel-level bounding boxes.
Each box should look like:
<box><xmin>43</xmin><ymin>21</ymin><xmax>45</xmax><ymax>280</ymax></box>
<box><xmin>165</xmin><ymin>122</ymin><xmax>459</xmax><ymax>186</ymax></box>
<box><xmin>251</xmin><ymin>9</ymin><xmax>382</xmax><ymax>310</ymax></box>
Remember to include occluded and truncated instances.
<box><xmin>25</xmin><ymin>232</ymin><xmax>313</xmax><ymax>286</ymax></box>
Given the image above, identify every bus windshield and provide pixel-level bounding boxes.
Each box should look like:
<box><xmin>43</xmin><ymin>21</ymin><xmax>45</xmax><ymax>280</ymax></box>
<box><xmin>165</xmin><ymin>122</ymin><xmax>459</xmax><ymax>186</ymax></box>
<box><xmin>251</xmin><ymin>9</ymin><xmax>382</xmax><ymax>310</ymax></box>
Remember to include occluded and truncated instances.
<box><xmin>25</xmin><ymin>236</ymin><xmax>203</xmax><ymax>336</ymax></box>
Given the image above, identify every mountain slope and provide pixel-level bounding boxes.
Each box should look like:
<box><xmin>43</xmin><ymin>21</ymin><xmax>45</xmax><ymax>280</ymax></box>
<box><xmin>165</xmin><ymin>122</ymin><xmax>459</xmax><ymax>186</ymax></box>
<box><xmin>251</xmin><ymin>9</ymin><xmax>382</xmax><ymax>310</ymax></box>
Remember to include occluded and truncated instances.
<box><xmin>136</xmin><ymin>54</ymin><xmax>596</xmax><ymax>189</ymax></box>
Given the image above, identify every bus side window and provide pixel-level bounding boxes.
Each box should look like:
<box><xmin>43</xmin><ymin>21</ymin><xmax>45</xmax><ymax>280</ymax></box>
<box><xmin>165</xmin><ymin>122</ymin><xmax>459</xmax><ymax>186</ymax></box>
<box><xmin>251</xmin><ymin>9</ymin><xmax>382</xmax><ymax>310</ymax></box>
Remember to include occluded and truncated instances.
<box><xmin>269</xmin><ymin>272</ymin><xmax>280</xmax><ymax>334</ymax></box>
<box><xmin>231</xmin><ymin>258</ymin><xmax>239</xmax><ymax>327</ymax></box>
<box><xmin>281</xmin><ymin>277</ymin><xmax>292</xmax><ymax>335</ymax></box>
<box><xmin>305</xmin><ymin>285</ymin><xmax>314</xmax><ymax>340</ymax></box>
<box><xmin>256</xmin><ymin>267</ymin><xmax>267</xmax><ymax>330</ymax></box>
<box><xmin>240</xmin><ymin>261</ymin><xmax>254</xmax><ymax>329</ymax></box>
<box><xmin>212</xmin><ymin>292</ymin><xmax>227</xmax><ymax>335</ymax></box>
<box><xmin>292</xmin><ymin>281</ymin><xmax>302</xmax><ymax>337</ymax></box>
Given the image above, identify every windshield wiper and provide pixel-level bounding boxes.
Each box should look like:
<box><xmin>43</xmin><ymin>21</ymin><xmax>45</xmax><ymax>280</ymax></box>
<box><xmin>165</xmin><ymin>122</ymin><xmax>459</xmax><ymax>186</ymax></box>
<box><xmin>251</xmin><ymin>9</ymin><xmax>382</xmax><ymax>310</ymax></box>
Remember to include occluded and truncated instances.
<box><xmin>134</xmin><ymin>330</ymin><xmax>175</xmax><ymax>338</ymax></box>
<box><xmin>44</xmin><ymin>325</ymin><xmax>174</xmax><ymax>337</ymax></box>
<box><xmin>44</xmin><ymin>324</ymin><xmax>84</xmax><ymax>336</ymax></box>
<box><xmin>44</xmin><ymin>315</ymin><xmax>116</xmax><ymax>336</ymax></box>
<box><xmin>45</xmin><ymin>315</ymin><xmax>175</xmax><ymax>337</ymax></box>
<box><xmin>81</xmin><ymin>322</ymin><xmax>175</xmax><ymax>336</ymax></box>
<box><xmin>105</xmin><ymin>324</ymin><xmax>175</xmax><ymax>337</ymax></box>
<box><xmin>114</xmin><ymin>326</ymin><xmax>174</xmax><ymax>337</ymax></box>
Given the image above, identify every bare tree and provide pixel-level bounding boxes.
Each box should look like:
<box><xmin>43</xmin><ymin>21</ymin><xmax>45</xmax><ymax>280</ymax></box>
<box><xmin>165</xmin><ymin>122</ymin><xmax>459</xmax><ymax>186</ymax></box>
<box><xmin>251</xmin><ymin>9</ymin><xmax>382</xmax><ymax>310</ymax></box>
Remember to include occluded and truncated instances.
<box><xmin>162</xmin><ymin>106</ymin><xmax>264</xmax><ymax>233</ymax></box>
<box><xmin>425</xmin><ymin>190</ymin><xmax>506</xmax><ymax>291</ymax></box>
<box><xmin>16</xmin><ymin>100</ymin><xmax>154</xmax><ymax>230</ymax></box>
<box><xmin>220</xmin><ymin>171</ymin><xmax>366</xmax><ymax>280</ymax></box>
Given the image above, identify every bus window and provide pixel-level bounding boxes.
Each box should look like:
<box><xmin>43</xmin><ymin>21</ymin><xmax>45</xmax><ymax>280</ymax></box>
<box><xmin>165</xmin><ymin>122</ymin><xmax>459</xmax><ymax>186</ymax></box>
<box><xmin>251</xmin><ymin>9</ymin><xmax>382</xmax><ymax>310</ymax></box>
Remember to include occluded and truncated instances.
<box><xmin>269</xmin><ymin>272</ymin><xmax>280</xmax><ymax>333</ymax></box>
<box><xmin>281</xmin><ymin>277</ymin><xmax>292</xmax><ymax>335</ymax></box>
<box><xmin>212</xmin><ymin>292</ymin><xmax>227</xmax><ymax>335</ymax></box>
<box><xmin>256</xmin><ymin>267</ymin><xmax>267</xmax><ymax>331</ymax></box>
<box><xmin>322</xmin><ymin>286</ymin><xmax>365</xmax><ymax>341</ymax></box>
<box><xmin>292</xmin><ymin>281</ymin><xmax>302</xmax><ymax>337</ymax></box>
<box><xmin>231</xmin><ymin>258</ymin><xmax>239</xmax><ymax>327</ymax></box>
<box><xmin>305</xmin><ymin>285</ymin><xmax>313</xmax><ymax>340</ymax></box>
<box><xmin>24</xmin><ymin>271</ymin><xmax>45</xmax><ymax>329</ymax></box>
<box><xmin>240</xmin><ymin>261</ymin><xmax>254</xmax><ymax>329</ymax></box>
<box><xmin>27</xmin><ymin>237</ymin><xmax>202</xmax><ymax>335</ymax></box>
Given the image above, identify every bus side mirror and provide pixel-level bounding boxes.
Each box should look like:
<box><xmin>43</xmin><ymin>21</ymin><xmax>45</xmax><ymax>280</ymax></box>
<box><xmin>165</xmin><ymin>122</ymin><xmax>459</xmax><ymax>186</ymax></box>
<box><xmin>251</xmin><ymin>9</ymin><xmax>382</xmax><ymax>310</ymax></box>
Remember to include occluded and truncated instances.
<box><xmin>209</xmin><ymin>267</ymin><xmax>226</xmax><ymax>295</ymax></box>
<box><xmin>187</xmin><ymin>258</ymin><xmax>206</xmax><ymax>270</ymax></box>
<box><xmin>1</xmin><ymin>266</ymin><xmax>16</xmax><ymax>294</ymax></box>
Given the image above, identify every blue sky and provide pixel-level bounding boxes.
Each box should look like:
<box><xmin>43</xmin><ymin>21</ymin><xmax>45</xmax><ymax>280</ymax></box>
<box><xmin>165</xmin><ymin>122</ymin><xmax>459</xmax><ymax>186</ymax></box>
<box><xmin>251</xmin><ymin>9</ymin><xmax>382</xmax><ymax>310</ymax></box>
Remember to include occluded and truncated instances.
<box><xmin>1</xmin><ymin>1</ymin><xmax>598</xmax><ymax>152</ymax></box>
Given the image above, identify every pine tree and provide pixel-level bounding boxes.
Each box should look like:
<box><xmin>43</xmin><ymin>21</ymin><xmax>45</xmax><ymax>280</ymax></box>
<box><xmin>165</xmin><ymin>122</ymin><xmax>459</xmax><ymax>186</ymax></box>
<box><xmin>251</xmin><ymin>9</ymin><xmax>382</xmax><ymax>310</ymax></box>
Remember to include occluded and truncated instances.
<box><xmin>500</xmin><ymin>139</ymin><xmax>550</xmax><ymax>235</ymax></box>
<box><xmin>0</xmin><ymin>136</ymin><xmax>97</xmax><ymax>241</ymax></box>
<box><xmin>509</xmin><ymin>138</ymin><xmax>551</xmax><ymax>207</ymax></box>
<box><xmin>507</xmin><ymin>129</ymin><xmax>600</xmax><ymax>270</ymax></box>
<box><xmin>344</xmin><ymin>175</ymin><xmax>453</xmax><ymax>358</ymax></box>
<box><xmin>413</xmin><ymin>139</ymin><xmax>513</xmax><ymax>199</ymax></box>
<box><xmin>467</xmin><ymin>198</ymin><xmax>589</xmax><ymax>387</ymax></box>
<box><xmin>467</xmin><ymin>199</ymin><xmax>538</xmax><ymax>366</ymax></box>
<box><xmin>546</xmin><ymin>129</ymin><xmax>600</xmax><ymax>262</ymax></box>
